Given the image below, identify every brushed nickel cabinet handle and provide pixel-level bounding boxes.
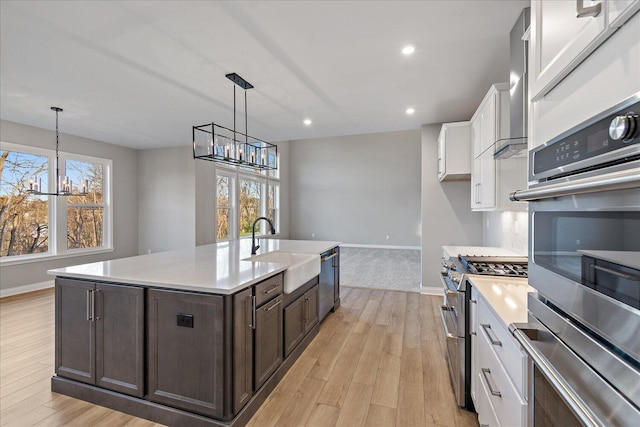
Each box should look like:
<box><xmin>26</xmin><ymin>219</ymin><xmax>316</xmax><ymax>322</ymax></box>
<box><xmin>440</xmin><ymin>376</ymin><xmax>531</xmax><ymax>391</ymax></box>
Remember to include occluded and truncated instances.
<box><xmin>481</xmin><ymin>368</ymin><xmax>502</xmax><ymax>397</ymax></box>
<box><xmin>251</xmin><ymin>295</ymin><xmax>256</xmax><ymax>330</ymax></box>
<box><xmin>481</xmin><ymin>323</ymin><xmax>502</xmax><ymax>346</ymax></box>
<box><xmin>94</xmin><ymin>289</ymin><xmax>100</xmax><ymax>320</ymax></box>
<box><xmin>86</xmin><ymin>289</ymin><xmax>93</xmax><ymax>321</ymax></box>
<box><xmin>265</xmin><ymin>298</ymin><xmax>281</xmax><ymax>312</ymax></box>
<box><xmin>576</xmin><ymin>0</ymin><xmax>601</xmax><ymax>18</ymax></box>
<box><xmin>264</xmin><ymin>284</ymin><xmax>280</xmax><ymax>294</ymax></box>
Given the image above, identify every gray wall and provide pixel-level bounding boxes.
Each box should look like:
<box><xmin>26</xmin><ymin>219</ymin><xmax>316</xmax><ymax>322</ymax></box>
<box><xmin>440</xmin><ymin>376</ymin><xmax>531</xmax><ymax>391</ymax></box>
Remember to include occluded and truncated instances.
<box><xmin>138</xmin><ymin>146</ymin><xmax>196</xmax><ymax>254</ymax></box>
<box><xmin>288</xmin><ymin>129</ymin><xmax>421</xmax><ymax>247</ymax></box>
<box><xmin>140</xmin><ymin>142</ymin><xmax>290</xmax><ymax>252</ymax></box>
<box><xmin>0</xmin><ymin>120</ymin><xmax>138</xmax><ymax>294</ymax></box>
<box><xmin>421</xmin><ymin>124</ymin><xmax>483</xmax><ymax>291</ymax></box>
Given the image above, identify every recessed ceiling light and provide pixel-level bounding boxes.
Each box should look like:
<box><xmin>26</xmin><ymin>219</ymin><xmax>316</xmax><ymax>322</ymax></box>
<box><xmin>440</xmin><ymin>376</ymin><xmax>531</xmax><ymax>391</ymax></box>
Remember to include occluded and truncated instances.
<box><xmin>402</xmin><ymin>45</ymin><xmax>415</xmax><ymax>55</ymax></box>
<box><xmin>303</xmin><ymin>119</ymin><xmax>312</xmax><ymax>126</ymax></box>
<box><xmin>406</xmin><ymin>108</ymin><xmax>415</xmax><ymax>115</ymax></box>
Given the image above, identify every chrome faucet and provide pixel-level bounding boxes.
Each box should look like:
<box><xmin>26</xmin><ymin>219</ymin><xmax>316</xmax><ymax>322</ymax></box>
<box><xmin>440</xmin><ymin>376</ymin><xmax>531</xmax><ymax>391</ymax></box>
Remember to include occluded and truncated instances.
<box><xmin>251</xmin><ymin>216</ymin><xmax>276</xmax><ymax>255</ymax></box>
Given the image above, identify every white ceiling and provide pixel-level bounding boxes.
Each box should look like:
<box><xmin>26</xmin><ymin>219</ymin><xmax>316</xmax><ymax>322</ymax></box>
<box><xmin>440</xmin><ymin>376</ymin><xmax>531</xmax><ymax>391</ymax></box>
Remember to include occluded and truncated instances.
<box><xmin>0</xmin><ymin>1</ymin><xmax>529</xmax><ymax>150</ymax></box>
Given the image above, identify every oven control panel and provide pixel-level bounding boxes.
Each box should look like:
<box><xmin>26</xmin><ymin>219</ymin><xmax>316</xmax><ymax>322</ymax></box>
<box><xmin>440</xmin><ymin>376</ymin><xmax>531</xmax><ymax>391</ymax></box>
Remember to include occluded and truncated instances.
<box><xmin>530</xmin><ymin>97</ymin><xmax>640</xmax><ymax>181</ymax></box>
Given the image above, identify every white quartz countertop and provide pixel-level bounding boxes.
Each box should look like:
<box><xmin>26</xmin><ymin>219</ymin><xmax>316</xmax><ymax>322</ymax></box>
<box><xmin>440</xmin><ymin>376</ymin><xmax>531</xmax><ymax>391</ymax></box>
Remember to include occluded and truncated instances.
<box><xmin>468</xmin><ymin>275</ymin><xmax>535</xmax><ymax>326</ymax></box>
<box><xmin>48</xmin><ymin>239</ymin><xmax>341</xmax><ymax>295</ymax></box>
<box><xmin>442</xmin><ymin>245</ymin><xmax>526</xmax><ymax>259</ymax></box>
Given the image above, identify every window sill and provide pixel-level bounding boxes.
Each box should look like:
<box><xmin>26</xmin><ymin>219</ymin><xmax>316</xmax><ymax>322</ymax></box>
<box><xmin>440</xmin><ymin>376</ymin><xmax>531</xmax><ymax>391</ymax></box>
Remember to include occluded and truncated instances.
<box><xmin>0</xmin><ymin>247</ymin><xmax>115</xmax><ymax>267</ymax></box>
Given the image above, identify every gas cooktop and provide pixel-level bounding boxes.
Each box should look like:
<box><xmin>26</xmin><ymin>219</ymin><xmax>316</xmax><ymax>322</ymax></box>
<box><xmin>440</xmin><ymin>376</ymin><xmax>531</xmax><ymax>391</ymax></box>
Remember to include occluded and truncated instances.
<box><xmin>459</xmin><ymin>255</ymin><xmax>528</xmax><ymax>278</ymax></box>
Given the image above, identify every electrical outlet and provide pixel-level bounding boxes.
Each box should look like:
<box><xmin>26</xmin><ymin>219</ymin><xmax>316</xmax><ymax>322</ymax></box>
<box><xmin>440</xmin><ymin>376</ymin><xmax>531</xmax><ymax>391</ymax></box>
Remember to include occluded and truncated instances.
<box><xmin>311</xmin><ymin>233</ymin><xmax>315</xmax><ymax>238</ymax></box>
<box><xmin>386</xmin><ymin>235</ymin><xmax>390</xmax><ymax>240</ymax></box>
<box><xmin>147</xmin><ymin>249</ymin><xmax>151</xmax><ymax>254</ymax></box>
<box><xmin>177</xmin><ymin>313</ymin><xmax>194</xmax><ymax>328</ymax></box>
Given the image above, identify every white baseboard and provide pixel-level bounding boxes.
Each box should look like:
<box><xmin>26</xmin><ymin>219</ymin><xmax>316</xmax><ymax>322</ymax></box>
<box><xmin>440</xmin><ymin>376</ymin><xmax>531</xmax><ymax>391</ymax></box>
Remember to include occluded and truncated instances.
<box><xmin>0</xmin><ymin>280</ymin><xmax>54</xmax><ymax>298</ymax></box>
<box><xmin>341</xmin><ymin>243</ymin><xmax>421</xmax><ymax>250</ymax></box>
<box><xmin>420</xmin><ymin>286</ymin><xmax>442</xmax><ymax>296</ymax></box>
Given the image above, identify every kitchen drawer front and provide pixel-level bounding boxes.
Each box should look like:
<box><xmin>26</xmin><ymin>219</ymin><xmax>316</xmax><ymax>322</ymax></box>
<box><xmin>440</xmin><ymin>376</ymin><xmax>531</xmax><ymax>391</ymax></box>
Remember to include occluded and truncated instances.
<box><xmin>255</xmin><ymin>273</ymin><xmax>283</xmax><ymax>307</ymax></box>
<box><xmin>478</xmin><ymin>298</ymin><xmax>527</xmax><ymax>395</ymax></box>
<box><xmin>476</xmin><ymin>370</ymin><xmax>501</xmax><ymax>427</ymax></box>
<box><xmin>477</xmin><ymin>323</ymin><xmax>527</xmax><ymax>427</ymax></box>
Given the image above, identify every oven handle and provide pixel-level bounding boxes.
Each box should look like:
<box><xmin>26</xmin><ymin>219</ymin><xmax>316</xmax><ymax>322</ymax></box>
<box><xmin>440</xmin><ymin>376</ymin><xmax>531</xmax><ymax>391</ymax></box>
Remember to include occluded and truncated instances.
<box><xmin>509</xmin><ymin>168</ymin><xmax>640</xmax><ymax>201</ymax></box>
<box><xmin>438</xmin><ymin>306</ymin><xmax>458</xmax><ymax>340</ymax></box>
<box><xmin>511</xmin><ymin>328</ymin><xmax>603</xmax><ymax>427</ymax></box>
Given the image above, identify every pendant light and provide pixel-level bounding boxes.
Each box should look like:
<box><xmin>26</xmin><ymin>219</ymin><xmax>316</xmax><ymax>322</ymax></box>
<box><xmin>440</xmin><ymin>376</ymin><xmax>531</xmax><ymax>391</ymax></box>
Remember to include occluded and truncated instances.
<box><xmin>193</xmin><ymin>73</ymin><xmax>278</xmax><ymax>171</ymax></box>
<box><xmin>28</xmin><ymin>107</ymin><xmax>90</xmax><ymax>196</ymax></box>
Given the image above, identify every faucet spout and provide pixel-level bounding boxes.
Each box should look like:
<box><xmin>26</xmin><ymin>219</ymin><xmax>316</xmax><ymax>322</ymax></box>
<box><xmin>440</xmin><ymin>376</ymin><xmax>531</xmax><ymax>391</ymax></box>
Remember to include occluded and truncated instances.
<box><xmin>251</xmin><ymin>217</ymin><xmax>276</xmax><ymax>255</ymax></box>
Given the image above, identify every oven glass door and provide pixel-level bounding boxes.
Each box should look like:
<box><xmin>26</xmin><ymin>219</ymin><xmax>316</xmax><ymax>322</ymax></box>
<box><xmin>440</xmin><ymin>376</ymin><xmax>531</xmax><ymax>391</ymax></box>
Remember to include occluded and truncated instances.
<box><xmin>533</xmin><ymin>210</ymin><xmax>640</xmax><ymax>308</ymax></box>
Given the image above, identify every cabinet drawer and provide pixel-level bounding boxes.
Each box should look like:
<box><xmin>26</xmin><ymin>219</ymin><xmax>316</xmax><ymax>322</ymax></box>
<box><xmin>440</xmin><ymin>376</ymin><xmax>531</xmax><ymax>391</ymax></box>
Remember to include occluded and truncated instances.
<box><xmin>476</xmin><ymin>371</ymin><xmax>501</xmax><ymax>427</ymax></box>
<box><xmin>478</xmin><ymin>298</ymin><xmax>527</xmax><ymax>396</ymax></box>
<box><xmin>255</xmin><ymin>273</ymin><xmax>283</xmax><ymax>307</ymax></box>
<box><xmin>477</xmin><ymin>322</ymin><xmax>527</xmax><ymax>427</ymax></box>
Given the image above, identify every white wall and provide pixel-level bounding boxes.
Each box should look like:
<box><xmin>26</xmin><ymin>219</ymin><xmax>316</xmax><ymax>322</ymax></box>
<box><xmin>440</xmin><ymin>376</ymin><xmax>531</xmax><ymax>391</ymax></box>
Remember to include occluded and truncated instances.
<box><xmin>0</xmin><ymin>120</ymin><xmax>139</xmax><ymax>294</ymax></box>
<box><xmin>288</xmin><ymin>129</ymin><xmax>421</xmax><ymax>247</ymax></box>
<box><xmin>421</xmin><ymin>124</ymin><xmax>483</xmax><ymax>291</ymax></box>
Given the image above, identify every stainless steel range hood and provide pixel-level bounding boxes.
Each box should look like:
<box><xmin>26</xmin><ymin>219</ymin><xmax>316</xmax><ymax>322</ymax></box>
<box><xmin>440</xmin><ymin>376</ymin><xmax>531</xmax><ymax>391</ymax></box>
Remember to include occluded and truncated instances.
<box><xmin>494</xmin><ymin>7</ymin><xmax>530</xmax><ymax>159</ymax></box>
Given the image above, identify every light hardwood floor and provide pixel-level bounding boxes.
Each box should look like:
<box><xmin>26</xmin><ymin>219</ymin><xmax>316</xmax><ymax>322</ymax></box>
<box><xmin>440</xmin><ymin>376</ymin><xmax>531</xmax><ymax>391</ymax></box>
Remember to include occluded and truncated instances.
<box><xmin>0</xmin><ymin>287</ymin><xmax>478</xmax><ymax>427</ymax></box>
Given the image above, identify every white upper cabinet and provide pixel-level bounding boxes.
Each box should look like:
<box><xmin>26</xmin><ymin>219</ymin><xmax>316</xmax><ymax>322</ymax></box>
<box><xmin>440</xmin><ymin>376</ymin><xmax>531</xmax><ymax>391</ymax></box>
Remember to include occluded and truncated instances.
<box><xmin>470</xmin><ymin>84</ymin><xmax>527</xmax><ymax>212</ymax></box>
<box><xmin>528</xmin><ymin>0</ymin><xmax>640</xmax><ymax>150</ymax></box>
<box><xmin>530</xmin><ymin>0</ymin><xmax>640</xmax><ymax>102</ymax></box>
<box><xmin>437</xmin><ymin>121</ymin><xmax>471</xmax><ymax>182</ymax></box>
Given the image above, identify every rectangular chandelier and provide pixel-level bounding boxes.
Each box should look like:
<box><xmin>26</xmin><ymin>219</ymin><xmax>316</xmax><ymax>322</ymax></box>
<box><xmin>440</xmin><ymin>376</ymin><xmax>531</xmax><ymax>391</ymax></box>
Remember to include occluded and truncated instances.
<box><xmin>193</xmin><ymin>73</ymin><xmax>277</xmax><ymax>171</ymax></box>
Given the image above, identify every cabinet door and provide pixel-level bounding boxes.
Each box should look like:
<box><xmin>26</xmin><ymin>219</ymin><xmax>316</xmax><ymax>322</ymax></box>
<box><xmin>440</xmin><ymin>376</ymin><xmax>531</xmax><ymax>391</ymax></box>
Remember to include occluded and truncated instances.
<box><xmin>608</xmin><ymin>0</ymin><xmax>640</xmax><ymax>27</ymax></box>
<box><xmin>147</xmin><ymin>290</ymin><xmax>225</xmax><ymax>418</ymax></box>
<box><xmin>437</xmin><ymin>128</ymin><xmax>446</xmax><ymax>179</ymax></box>
<box><xmin>255</xmin><ymin>297</ymin><xmax>283</xmax><ymax>389</ymax></box>
<box><xmin>304</xmin><ymin>286</ymin><xmax>319</xmax><ymax>334</ymax></box>
<box><xmin>233</xmin><ymin>288</ymin><xmax>254</xmax><ymax>414</ymax></box>
<box><xmin>471</xmin><ymin>118</ymin><xmax>482</xmax><ymax>209</ymax></box>
<box><xmin>530</xmin><ymin>0</ymin><xmax>608</xmax><ymax>100</ymax></box>
<box><xmin>55</xmin><ymin>278</ymin><xmax>95</xmax><ymax>385</ymax></box>
<box><xmin>95</xmin><ymin>283</ymin><xmax>144</xmax><ymax>397</ymax></box>
<box><xmin>283</xmin><ymin>296</ymin><xmax>305</xmax><ymax>357</ymax></box>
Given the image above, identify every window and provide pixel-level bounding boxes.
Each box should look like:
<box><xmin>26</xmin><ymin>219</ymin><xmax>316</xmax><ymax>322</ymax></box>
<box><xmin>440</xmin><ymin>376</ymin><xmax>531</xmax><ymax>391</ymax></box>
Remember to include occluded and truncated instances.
<box><xmin>215</xmin><ymin>162</ymin><xmax>279</xmax><ymax>241</ymax></box>
<box><xmin>65</xmin><ymin>159</ymin><xmax>104</xmax><ymax>250</ymax></box>
<box><xmin>0</xmin><ymin>142</ymin><xmax>112</xmax><ymax>262</ymax></box>
<box><xmin>267</xmin><ymin>182</ymin><xmax>279</xmax><ymax>230</ymax></box>
<box><xmin>0</xmin><ymin>149</ymin><xmax>49</xmax><ymax>256</ymax></box>
<box><xmin>216</xmin><ymin>173</ymin><xmax>234</xmax><ymax>240</ymax></box>
<box><xmin>239</xmin><ymin>177</ymin><xmax>262</xmax><ymax>236</ymax></box>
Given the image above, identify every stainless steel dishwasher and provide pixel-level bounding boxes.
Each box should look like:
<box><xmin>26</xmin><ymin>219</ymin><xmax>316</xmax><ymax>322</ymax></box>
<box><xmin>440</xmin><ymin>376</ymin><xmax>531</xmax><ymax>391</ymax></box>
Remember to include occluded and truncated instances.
<box><xmin>318</xmin><ymin>247</ymin><xmax>340</xmax><ymax>322</ymax></box>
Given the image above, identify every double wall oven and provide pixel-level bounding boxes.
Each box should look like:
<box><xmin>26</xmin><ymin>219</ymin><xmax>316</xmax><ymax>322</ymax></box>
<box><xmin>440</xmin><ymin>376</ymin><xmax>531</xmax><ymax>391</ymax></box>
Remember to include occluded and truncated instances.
<box><xmin>510</xmin><ymin>94</ymin><xmax>640</xmax><ymax>426</ymax></box>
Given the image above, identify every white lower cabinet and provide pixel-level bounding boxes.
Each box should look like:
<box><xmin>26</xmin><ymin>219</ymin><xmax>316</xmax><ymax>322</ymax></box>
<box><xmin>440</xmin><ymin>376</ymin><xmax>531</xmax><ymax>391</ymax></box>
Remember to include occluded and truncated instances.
<box><xmin>473</xmin><ymin>290</ymin><xmax>528</xmax><ymax>426</ymax></box>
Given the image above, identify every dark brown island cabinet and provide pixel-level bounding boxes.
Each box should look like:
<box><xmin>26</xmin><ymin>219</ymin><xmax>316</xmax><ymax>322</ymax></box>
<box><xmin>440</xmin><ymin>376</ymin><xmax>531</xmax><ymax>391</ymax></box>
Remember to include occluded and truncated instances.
<box><xmin>52</xmin><ymin>251</ymin><xmax>340</xmax><ymax>427</ymax></box>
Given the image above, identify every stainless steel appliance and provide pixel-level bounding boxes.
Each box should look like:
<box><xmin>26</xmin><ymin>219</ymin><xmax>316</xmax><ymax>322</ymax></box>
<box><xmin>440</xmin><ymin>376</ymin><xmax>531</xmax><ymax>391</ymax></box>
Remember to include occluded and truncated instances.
<box><xmin>510</xmin><ymin>93</ymin><xmax>640</xmax><ymax>426</ymax></box>
<box><xmin>318</xmin><ymin>247</ymin><xmax>340</xmax><ymax>322</ymax></box>
<box><xmin>440</xmin><ymin>255</ymin><xmax>528</xmax><ymax>409</ymax></box>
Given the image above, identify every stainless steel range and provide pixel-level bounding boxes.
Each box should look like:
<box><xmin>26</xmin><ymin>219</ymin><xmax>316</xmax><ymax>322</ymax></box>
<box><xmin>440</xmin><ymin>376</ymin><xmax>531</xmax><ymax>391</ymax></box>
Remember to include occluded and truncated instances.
<box><xmin>439</xmin><ymin>254</ymin><xmax>528</xmax><ymax>409</ymax></box>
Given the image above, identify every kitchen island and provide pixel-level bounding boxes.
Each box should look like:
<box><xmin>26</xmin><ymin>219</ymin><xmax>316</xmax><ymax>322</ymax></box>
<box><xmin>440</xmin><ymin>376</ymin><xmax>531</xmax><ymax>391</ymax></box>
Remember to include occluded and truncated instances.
<box><xmin>48</xmin><ymin>239</ymin><xmax>340</xmax><ymax>427</ymax></box>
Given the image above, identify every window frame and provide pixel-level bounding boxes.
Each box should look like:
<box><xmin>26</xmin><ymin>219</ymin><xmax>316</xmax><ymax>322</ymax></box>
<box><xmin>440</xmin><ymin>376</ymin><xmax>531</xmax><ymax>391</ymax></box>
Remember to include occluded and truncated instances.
<box><xmin>0</xmin><ymin>141</ymin><xmax>113</xmax><ymax>265</ymax></box>
<box><xmin>214</xmin><ymin>161</ymin><xmax>280</xmax><ymax>242</ymax></box>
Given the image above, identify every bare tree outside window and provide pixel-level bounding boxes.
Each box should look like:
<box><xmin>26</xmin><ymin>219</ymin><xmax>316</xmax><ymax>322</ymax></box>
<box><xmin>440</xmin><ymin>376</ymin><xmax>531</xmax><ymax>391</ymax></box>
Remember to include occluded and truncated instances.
<box><xmin>66</xmin><ymin>160</ymin><xmax>104</xmax><ymax>250</ymax></box>
<box><xmin>0</xmin><ymin>150</ymin><xmax>49</xmax><ymax>257</ymax></box>
<box><xmin>216</xmin><ymin>175</ymin><xmax>231</xmax><ymax>239</ymax></box>
<box><xmin>239</xmin><ymin>179</ymin><xmax>261</xmax><ymax>236</ymax></box>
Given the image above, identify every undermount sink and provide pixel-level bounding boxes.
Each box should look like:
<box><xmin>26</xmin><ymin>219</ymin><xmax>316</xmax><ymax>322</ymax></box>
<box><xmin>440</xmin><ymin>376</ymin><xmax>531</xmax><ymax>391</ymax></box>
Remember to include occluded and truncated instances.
<box><xmin>244</xmin><ymin>251</ymin><xmax>320</xmax><ymax>294</ymax></box>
